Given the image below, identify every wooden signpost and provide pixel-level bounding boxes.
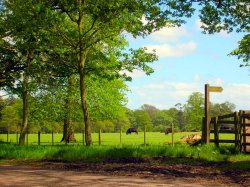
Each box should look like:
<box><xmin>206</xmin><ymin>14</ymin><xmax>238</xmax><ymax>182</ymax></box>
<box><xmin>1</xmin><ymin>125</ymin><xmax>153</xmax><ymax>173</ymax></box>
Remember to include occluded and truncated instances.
<box><xmin>204</xmin><ymin>84</ymin><xmax>223</xmax><ymax>144</ymax></box>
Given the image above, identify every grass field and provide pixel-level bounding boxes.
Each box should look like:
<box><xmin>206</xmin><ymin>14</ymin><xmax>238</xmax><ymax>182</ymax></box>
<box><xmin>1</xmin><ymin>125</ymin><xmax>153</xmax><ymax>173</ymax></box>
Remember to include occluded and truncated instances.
<box><xmin>0</xmin><ymin>131</ymin><xmax>236</xmax><ymax>146</ymax></box>
<box><xmin>0</xmin><ymin>132</ymin><xmax>249</xmax><ymax>166</ymax></box>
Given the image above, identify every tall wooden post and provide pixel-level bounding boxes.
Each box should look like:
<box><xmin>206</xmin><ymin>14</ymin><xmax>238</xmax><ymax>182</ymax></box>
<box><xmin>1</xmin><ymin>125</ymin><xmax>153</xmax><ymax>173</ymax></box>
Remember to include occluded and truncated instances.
<box><xmin>204</xmin><ymin>84</ymin><xmax>210</xmax><ymax>144</ymax></box>
<box><xmin>204</xmin><ymin>84</ymin><xmax>223</xmax><ymax>144</ymax></box>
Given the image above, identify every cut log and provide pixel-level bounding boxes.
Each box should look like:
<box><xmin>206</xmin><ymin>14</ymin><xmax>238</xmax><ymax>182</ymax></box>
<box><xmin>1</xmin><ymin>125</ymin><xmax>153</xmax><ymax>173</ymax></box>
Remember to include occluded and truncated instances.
<box><xmin>180</xmin><ymin>134</ymin><xmax>202</xmax><ymax>145</ymax></box>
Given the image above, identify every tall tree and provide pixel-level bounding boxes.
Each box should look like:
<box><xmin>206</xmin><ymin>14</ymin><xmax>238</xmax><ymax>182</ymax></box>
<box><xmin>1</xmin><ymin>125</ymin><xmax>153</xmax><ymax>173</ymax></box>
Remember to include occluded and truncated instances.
<box><xmin>184</xmin><ymin>92</ymin><xmax>204</xmax><ymax>130</ymax></box>
<box><xmin>140</xmin><ymin>104</ymin><xmax>159</xmax><ymax>123</ymax></box>
<box><xmin>153</xmin><ymin>110</ymin><xmax>173</xmax><ymax>132</ymax></box>
<box><xmin>0</xmin><ymin>98</ymin><xmax>22</xmax><ymax>133</ymax></box>
<box><xmin>211</xmin><ymin>101</ymin><xmax>236</xmax><ymax>117</ymax></box>
<box><xmin>44</xmin><ymin>0</ymin><xmax>194</xmax><ymax>145</ymax></box>
<box><xmin>134</xmin><ymin>109</ymin><xmax>153</xmax><ymax>131</ymax></box>
<box><xmin>0</xmin><ymin>1</ymin><xmax>45</xmax><ymax>144</ymax></box>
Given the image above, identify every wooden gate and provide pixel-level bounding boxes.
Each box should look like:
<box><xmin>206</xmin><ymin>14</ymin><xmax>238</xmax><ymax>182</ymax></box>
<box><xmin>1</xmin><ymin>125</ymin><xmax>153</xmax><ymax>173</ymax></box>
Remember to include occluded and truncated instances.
<box><xmin>206</xmin><ymin>111</ymin><xmax>250</xmax><ymax>153</ymax></box>
<box><xmin>210</xmin><ymin>112</ymin><xmax>240</xmax><ymax>149</ymax></box>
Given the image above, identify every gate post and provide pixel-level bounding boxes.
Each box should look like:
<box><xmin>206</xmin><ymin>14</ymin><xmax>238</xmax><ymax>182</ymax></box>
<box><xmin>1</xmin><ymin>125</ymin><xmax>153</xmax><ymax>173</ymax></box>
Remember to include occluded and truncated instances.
<box><xmin>234</xmin><ymin>112</ymin><xmax>239</xmax><ymax>149</ymax></box>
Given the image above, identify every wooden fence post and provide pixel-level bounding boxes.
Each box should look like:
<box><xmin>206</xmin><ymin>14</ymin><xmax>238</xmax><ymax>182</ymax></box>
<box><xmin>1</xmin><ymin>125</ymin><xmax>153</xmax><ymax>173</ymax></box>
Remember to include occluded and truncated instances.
<box><xmin>7</xmin><ymin>130</ymin><xmax>9</xmax><ymax>143</ymax></box>
<box><xmin>99</xmin><ymin>128</ymin><xmax>102</xmax><ymax>145</ymax></box>
<box><xmin>144</xmin><ymin>126</ymin><xmax>146</xmax><ymax>146</ymax></box>
<box><xmin>38</xmin><ymin>131</ymin><xmax>40</xmax><ymax>145</ymax></box>
<box><xmin>120</xmin><ymin>128</ymin><xmax>122</xmax><ymax>144</ymax></box>
<box><xmin>52</xmin><ymin>131</ymin><xmax>54</xmax><ymax>145</ymax></box>
<box><xmin>171</xmin><ymin>123</ymin><xmax>174</xmax><ymax>147</ymax></box>
<box><xmin>214</xmin><ymin>117</ymin><xmax>219</xmax><ymax>147</ymax></box>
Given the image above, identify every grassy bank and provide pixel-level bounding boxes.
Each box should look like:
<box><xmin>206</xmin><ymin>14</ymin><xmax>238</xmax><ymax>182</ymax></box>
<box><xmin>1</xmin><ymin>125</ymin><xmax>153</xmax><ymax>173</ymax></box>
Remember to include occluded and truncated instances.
<box><xmin>0</xmin><ymin>144</ymin><xmax>249</xmax><ymax>164</ymax></box>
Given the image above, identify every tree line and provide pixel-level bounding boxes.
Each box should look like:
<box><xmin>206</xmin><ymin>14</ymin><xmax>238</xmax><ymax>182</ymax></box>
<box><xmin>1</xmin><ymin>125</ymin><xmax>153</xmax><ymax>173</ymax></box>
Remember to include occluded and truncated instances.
<box><xmin>0</xmin><ymin>1</ymin><xmax>248</xmax><ymax>145</ymax></box>
<box><xmin>0</xmin><ymin>92</ymin><xmax>236</xmax><ymax>136</ymax></box>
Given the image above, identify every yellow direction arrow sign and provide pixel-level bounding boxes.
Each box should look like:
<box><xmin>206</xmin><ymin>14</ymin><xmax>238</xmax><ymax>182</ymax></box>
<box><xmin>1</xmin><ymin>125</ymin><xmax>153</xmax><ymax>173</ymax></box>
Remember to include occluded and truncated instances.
<box><xmin>209</xmin><ymin>86</ymin><xmax>223</xmax><ymax>93</ymax></box>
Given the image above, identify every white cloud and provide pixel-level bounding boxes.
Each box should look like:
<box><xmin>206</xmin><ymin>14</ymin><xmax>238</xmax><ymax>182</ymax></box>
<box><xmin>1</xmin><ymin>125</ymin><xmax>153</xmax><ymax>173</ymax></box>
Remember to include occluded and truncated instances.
<box><xmin>211</xmin><ymin>83</ymin><xmax>250</xmax><ymax>111</ymax></box>
<box><xmin>195</xmin><ymin>19</ymin><xmax>230</xmax><ymax>37</ymax></box>
<box><xmin>121</xmin><ymin>69</ymin><xmax>146</xmax><ymax>79</ymax></box>
<box><xmin>150</xmin><ymin>26</ymin><xmax>188</xmax><ymax>43</ymax></box>
<box><xmin>207</xmin><ymin>78</ymin><xmax>224</xmax><ymax>86</ymax></box>
<box><xmin>127</xmin><ymin>78</ymin><xmax>250</xmax><ymax>111</ymax></box>
<box><xmin>194</xmin><ymin>74</ymin><xmax>201</xmax><ymax>82</ymax></box>
<box><xmin>146</xmin><ymin>41</ymin><xmax>197</xmax><ymax>58</ymax></box>
<box><xmin>127</xmin><ymin>81</ymin><xmax>202</xmax><ymax>109</ymax></box>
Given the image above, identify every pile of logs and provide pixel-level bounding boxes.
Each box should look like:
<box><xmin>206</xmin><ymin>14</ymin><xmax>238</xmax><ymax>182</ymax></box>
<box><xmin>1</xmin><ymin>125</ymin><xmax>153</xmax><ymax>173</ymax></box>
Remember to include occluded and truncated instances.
<box><xmin>180</xmin><ymin>134</ymin><xmax>202</xmax><ymax>145</ymax></box>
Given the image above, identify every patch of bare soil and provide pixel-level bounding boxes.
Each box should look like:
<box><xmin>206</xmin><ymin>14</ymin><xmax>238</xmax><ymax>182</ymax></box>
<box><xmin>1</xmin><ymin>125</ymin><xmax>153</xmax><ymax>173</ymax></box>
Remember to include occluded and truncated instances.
<box><xmin>37</xmin><ymin>157</ymin><xmax>250</xmax><ymax>187</ymax></box>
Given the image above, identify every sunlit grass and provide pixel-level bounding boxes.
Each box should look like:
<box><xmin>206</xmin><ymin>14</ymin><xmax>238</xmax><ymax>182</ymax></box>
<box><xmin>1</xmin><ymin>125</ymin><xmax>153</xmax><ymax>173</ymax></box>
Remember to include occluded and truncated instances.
<box><xmin>0</xmin><ymin>132</ymin><xmax>201</xmax><ymax>145</ymax></box>
<box><xmin>0</xmin><ymin>144</ymin><xmax>249</xmax><ymax>164</ymax></box>
<box><xmin>0</xmin><ymin>132</ymin><xmax>238</xmax><ymax>146</ymax></box>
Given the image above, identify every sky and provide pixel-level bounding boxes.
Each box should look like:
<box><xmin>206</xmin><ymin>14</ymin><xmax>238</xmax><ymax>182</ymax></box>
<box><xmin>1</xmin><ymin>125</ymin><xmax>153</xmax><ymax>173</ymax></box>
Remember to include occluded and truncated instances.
<box><xmin>125</xmin><ymin>13</ymin><xmax>250</xmax><ymax>111</ymax></box>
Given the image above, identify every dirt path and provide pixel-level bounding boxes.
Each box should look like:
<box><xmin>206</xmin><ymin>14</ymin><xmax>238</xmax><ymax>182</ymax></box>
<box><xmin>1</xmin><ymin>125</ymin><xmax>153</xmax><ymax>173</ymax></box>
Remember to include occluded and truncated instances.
<box><xmin>0</xmin><ymin>163</ymin><xmax>248</xmax><ymax>187</ymax></box>
<box><xmin>0</xmin><ymin>164</ymin><xmax>205</xmax><ymax>187</ymax></box>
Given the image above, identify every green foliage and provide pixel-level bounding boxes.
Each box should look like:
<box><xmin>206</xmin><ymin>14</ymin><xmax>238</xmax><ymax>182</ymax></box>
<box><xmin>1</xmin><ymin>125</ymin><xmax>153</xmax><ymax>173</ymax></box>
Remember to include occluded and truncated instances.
<box><xmin>0</xmin><ymin>98</ymin><xmax>22</xmax><ymax>133</ymax></box>
<box><xmin>211</xmin><ymin>101</ymin><xmax>236</xmax><ymax>117</ymax></box>
<box><xmin>134</xmin><ymin>110</ymin><xmax>153</xmax><ymax>131</ymax></box>
<box><xmin>184</xmin><ymin>92</ymin><xmax>204</xmax><ymax>130</ymax></box>
<box><xmin>113</xmin><ymin>114</ymin><xmax>131</xmax><ymax>132</ymax></box>
<box><xmin>92</xmin><ymin>120</ymin><xmax>115</xmax><ymax>133</ymax></box>
<box><xmin>153</xmin><ymin>110</ymin><xmax>173</xmax><ymax>131</ymax></box>
<box><xmin>230</xmin><ymin>33</ymin><xmax>250</xmax><ymax>64</ymax></box>
<box><xmin>87</xmin><ymin>77</ymin><xmax>128</xmax><ymax>121</ymax></box>
<box><xmin>1</xmin><ymin>0</ymin><xmax>247</xmax><ymax>140</ymax></box>
<box><xmin>193</xmin><ymin>0</ymin><xmax>250</xmax><ymax>64</ymax></box>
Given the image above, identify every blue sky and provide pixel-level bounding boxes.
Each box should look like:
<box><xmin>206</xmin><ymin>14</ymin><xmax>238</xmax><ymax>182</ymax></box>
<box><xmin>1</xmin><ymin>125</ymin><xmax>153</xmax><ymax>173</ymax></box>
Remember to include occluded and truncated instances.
<box><xmin>125</xmin><ymin>14</ymin><xmax>250</xmax><ymax>111</ymax></box>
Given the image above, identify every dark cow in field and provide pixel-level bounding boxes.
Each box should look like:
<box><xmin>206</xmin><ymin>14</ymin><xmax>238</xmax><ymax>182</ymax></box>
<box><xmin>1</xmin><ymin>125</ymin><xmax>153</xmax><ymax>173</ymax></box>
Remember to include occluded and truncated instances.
<box><xmin>126</xmin><ymin>127</ymin><xmax>138</xmax><ymax>135</ymax></box>
<box><xmin>165</xmin><ymin>128</ymin><xmax>172</xmax><ymax>135</ymax></box>
<box><xmin>220</xmin><ymin>124</ymin><xmax>235</xmax><ymax>132</ymax></box>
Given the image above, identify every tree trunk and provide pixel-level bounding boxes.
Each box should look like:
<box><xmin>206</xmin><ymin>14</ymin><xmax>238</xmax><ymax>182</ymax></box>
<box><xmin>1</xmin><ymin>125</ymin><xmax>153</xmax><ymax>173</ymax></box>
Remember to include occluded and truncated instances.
<box><xmin>19</xmin><ymin>60</ymin><xmax>30</xmax><ymax>145</ymax></box>
<box><xmin>61</xmin><ymin>75</ymin><xmax>76</xmax><ymax>143</ymax></box>
<box><xmin>77</xmin><ymin>9</ymin><xmax>92</xmax><ymax>146</ymax></box>
<box><xmin>61</xmin><ymin>118</ymin><xmax>68</xmax><ymax>143</ymax></box>
<box><xmin>79</xmin><ymin>54</ymin><xmax>92</xmax><ymax>146</ymax></box>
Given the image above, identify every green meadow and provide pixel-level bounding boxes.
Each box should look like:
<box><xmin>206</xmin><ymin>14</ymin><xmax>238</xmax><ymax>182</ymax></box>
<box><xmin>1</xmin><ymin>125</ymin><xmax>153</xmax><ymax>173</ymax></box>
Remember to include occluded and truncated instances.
<box><xmin>0</xmin><ymin>132</ymin><xmax>249</xmax><ymax>168</ymax></box>
<box><xmin>0</xmin><ymin>132</ymin><xmax>235</xmax><ymax>146</ymax></box>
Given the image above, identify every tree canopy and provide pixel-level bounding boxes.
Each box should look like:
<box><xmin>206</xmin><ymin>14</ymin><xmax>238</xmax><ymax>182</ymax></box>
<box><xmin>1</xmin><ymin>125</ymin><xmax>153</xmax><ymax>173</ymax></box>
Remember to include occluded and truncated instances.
<box><xmin>193</xmin><ymin>0</ymin><xmax>250</xmax><ymax>64</ymax></box>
